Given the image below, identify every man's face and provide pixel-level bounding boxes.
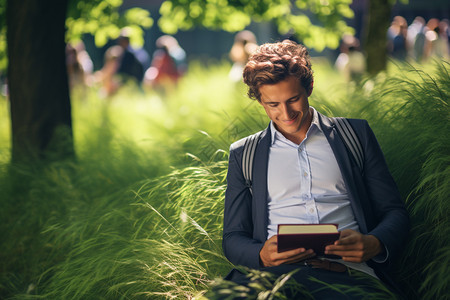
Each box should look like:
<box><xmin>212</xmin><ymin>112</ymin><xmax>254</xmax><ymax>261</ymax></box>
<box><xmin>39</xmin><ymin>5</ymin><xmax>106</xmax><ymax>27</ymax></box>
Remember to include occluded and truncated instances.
<box><xmin>259</xmin><ymin>76</ymin><xmax>312</xmax><ymax>143</ymax></box>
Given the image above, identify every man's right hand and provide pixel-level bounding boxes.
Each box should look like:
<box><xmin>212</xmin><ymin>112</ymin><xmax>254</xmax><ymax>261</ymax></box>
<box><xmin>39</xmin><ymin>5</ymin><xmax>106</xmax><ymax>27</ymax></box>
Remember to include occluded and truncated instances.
<box><xmin>259</xmin><ymin>235</ymin><xmax>316</xmax><ymax>267</ymax></box>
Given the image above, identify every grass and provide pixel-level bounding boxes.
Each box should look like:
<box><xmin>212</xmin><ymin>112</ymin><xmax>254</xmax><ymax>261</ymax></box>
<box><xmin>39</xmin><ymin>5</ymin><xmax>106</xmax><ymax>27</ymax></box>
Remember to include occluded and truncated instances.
<box><xmin>0</xmin><ymin>58</ymin><xmax>449</xmax><ymax>299</ymax></box>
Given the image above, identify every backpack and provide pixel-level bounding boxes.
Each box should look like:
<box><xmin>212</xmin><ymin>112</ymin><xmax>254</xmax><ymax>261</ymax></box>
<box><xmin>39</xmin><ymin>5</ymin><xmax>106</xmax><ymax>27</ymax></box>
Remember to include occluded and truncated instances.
<box><xmin>241</xmin><ymin>117</ymin><xmax>364</xmax><ymax>194</ymax></box>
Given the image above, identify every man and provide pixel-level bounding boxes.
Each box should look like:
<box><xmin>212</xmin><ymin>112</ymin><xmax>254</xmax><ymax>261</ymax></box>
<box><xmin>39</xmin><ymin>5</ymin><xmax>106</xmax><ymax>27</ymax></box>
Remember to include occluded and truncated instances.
<box><xmin>222</xmin><ymin>40</ymin><xmax>409</xmax><ymax>298</ymax></box>
<box><xmin>116</xmin><ymin>31</ymin><xmax>146</xmax><ymax>83</ymax></box>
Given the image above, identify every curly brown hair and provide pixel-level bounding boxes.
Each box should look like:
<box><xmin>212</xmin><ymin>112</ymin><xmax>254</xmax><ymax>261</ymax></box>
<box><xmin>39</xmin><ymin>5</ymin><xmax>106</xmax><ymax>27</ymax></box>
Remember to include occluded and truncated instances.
<box><xmin>242</xmin><ymin>40</ymin><xmax>313</xmax><ymax>101</ymax></box>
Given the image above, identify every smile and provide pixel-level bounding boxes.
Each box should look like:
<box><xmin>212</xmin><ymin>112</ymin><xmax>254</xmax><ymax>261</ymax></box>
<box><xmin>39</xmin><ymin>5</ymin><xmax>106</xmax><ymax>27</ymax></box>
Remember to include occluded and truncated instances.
<box><xmin>282</xmin><ymin>115</ymin><xmax>298</xmax><ymax>125</ymax></box>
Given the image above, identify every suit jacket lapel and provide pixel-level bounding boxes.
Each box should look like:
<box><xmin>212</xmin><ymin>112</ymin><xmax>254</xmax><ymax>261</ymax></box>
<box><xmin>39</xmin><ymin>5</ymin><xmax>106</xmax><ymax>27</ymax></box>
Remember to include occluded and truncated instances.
<box><xmin>252</xmin><ymin>125</ymin><xmax>271</xmax><ymax>241</ymax></box>
<box><xmin>318</xmin><ymin>113</ymin><xmax>368</xmax><ymax>233</ymax></box>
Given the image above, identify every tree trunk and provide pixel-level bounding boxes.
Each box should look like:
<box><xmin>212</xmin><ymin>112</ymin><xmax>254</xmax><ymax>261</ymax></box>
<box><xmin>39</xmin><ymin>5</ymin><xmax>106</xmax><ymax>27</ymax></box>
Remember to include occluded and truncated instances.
<box><xmin>364</xmin><ymin>0</ymin><xmax>392</xmax><ymax>75</ymax></box>
<box><xmin>6</xmin><ymin>0</ymin><xmax>73</xmax><ymax>162</ymax></box>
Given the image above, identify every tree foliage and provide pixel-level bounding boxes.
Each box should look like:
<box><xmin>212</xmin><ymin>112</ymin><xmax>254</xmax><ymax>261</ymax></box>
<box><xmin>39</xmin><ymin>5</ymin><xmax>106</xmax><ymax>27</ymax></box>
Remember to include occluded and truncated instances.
<box><xmin>158</xmin><ymin>0</ymin><xmax>355</xmax><ymax>51</ymax></box>
<box><xmin>0</xmin><ymin>0</ymin><xmax>369</xmax><ymax>68</ymax></box>
<box><xmin>66</xmin><ymin>0</ymin><xmax>153</xmax><ymax>47</ymax></box>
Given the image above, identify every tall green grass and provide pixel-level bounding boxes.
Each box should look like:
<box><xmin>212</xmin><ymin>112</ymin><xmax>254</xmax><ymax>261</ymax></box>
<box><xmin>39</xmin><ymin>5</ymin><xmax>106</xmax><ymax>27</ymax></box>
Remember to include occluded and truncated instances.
<box><xmin>0</xmin><ymin>59</ymin><xmax>448</xmax><ymax>299</ymax></box>
<box><xmin>308</xmin><ymin>60</ymin><xmax>449</xmax><ymax>299</ymax></box>
<box><xmin>0</xmin><ymin>60</ymin><xmax>258</xmax><ymax>299</ymax></box>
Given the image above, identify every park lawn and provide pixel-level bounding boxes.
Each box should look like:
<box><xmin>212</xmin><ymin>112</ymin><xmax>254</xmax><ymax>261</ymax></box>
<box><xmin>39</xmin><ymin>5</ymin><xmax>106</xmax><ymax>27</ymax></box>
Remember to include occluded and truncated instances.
<box><xmin>0</xmin><ymin>59</ymin><xmax>448</xmax><ymax>299</ymax></box>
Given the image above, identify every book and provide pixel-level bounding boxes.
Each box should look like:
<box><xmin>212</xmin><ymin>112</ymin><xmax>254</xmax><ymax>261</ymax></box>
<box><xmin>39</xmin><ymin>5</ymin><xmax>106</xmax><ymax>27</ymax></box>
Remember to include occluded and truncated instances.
<box><xmin>277</xmin><ymin>224</ymin><xmax>340</xmax><ymax>255</ymax></box>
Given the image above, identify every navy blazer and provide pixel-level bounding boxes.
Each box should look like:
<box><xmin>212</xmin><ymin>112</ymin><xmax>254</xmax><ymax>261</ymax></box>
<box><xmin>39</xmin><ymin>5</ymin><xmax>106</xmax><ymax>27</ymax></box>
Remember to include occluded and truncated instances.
<box><xmin>223</xmin><ymin>111</ymin><xmax>409</xmax><ymax>285</ymax></box>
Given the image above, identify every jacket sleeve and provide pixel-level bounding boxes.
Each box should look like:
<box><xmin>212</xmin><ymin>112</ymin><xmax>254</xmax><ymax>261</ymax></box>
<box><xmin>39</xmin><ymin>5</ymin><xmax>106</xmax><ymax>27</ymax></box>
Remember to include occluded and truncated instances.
<box><xmin>355</xmin><ymin>120</ymin><xmax>410</xmax><ymax>269</ymax></box>
<box><xmin>222</xmin><ymin>141</ymin><xmax>264</xmax><ymax>270</ymax></box>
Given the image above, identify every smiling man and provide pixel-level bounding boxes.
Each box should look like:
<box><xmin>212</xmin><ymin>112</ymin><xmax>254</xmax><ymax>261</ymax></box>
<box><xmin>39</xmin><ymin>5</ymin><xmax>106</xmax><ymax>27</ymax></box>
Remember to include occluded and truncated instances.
<box><xmin>222</xmin><ymin>40</ymin><xmax>409</xmax><ymax>299</ymax></box>
<box><xmin>259</xmin><ymin>76</ymin><xmax>312</xmax><ymax>145</ymax></box>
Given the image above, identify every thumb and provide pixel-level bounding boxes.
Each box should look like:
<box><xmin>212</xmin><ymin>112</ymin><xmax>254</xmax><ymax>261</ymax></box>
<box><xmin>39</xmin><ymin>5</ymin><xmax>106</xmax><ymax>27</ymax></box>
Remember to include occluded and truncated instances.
<box><xmin>339</xmin><ymin>229</ymin><xmax>355</xmax><ymax>237</ymax></box>
<box><xmin>336</xmin><ymin>229</ymin><xmax>356</xmax><ymax>244</ymax></box>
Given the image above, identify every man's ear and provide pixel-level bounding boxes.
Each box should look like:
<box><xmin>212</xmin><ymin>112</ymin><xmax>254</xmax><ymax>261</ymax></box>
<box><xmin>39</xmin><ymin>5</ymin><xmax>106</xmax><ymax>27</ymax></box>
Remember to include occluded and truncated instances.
<box><xmin>307</xmin><ymin>81</ymin><xmax>314</xmax><ymax>97</ymax></box>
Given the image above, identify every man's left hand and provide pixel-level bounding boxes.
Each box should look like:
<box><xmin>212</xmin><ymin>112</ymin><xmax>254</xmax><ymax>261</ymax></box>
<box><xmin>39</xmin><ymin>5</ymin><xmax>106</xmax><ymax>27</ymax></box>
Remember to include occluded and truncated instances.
<box><xmin>324</xmin><ymin>229</ymin><xmax>383</xmax><ymax>263</ymax></box>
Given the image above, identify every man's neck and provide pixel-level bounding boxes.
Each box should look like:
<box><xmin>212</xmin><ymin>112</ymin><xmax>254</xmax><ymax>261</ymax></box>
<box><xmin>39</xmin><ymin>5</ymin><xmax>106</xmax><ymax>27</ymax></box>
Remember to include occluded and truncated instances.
<box><xmin>280</xmin><ymin>107</ymin><xmax>313</xmax><ymax>145</ymax></box>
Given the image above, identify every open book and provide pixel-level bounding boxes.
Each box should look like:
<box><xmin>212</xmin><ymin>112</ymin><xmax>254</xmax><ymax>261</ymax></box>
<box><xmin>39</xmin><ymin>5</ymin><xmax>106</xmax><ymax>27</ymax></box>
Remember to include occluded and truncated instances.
<box><xmin>277</xmin><ymin>224</ymin><xmax>340</xmax><ymax>255</ymax></box>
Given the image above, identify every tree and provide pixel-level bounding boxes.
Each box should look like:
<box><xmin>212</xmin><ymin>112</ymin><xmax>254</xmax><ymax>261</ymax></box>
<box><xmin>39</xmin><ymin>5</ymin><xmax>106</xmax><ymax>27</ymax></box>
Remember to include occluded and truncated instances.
<box><xmin>7</xmin><ymin>0</ymin><xmax>73</xmax><ymax>162</ymax></box>
<box><xmin>364</xmin><ymin>0</ymin><xmax>393</xmax><ymax>75</ymax></box>
<box><xmin>3</xmin><ymin>0</ymin><xmax>152</xmax><ymax>162</ymax></box>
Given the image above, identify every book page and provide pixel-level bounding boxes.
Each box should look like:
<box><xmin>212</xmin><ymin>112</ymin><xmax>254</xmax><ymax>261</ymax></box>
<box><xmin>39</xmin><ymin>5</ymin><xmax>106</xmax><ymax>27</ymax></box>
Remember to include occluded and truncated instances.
<box><xmin>278</xmin><ymin>224</ymin><xmax>338</xmax><ymax>235</ymax></box>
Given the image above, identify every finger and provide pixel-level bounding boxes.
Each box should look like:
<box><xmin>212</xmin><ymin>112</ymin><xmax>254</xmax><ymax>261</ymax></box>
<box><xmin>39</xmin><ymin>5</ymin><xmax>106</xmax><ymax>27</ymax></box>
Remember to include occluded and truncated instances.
<box><xmin>273</xmin><ymin>248</ymin><xmax>309</xmax><ymax>263</ymax></box>
<box><xmin>325</xmin><ymin>243</ymin><xmax>362</xmax><ymax>253</ymax></box>
<box><xmin>267</xmin><ymin>236</ymin><xmax>278</xmax><ymax>245</ymax></box>
<box><xmin>337</xmin><ymin>229</ymin><xmax>362</xmax><ymax>243</ymax></box>
<box><xmin>267</xmin><ymin>242</ymin><xmax>279</xmax><ymax>252</ymax></box>
<box><xmin>262</xmin><ymin>244</ymin><xmax>309</xmax><ymax>267</ymax></box>
<box><xmin>268</xmin><ymin>235</ymin><xmax>278</xmax><ymax>243</ymax></box>
<box><xmin>277</xmin><ymin>247</ymin><xmax>307</xmax><ymax>256</ymax></box>
<box><xmin>336</xmin><ymin>235</ymin><xmax>359</xmax><ymax>246</ymax></box>
<box><xmin>279</xmin><ymin>250</ymin><xmax>316</xmax><ymax>265</ymax></box>
<box><xmin>340</xmin><ymin>256</ymin><xmax>365</xmax><ymax>263</ymax></box>
<box><xmin>275</xmin><ymin>248</ymin><xmax>313</xmax><ymax>261</ymax></box>
<box><xmin>326</xmin><ymin>250</ymin><xmax>365</xmax><ymax>260</ymax></box>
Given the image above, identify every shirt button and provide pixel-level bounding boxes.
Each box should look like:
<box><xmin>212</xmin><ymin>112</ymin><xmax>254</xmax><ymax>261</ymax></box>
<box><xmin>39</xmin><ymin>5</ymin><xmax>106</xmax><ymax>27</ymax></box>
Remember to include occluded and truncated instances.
<box><xmin>303</xmin><ymin>172</ymin><xmax>308</xmax><ymax>177</ymax></box>
<box><xmin>309</xmin><ymin>208</ymin><xmax>315</xmax><ymax>213</ymax></box>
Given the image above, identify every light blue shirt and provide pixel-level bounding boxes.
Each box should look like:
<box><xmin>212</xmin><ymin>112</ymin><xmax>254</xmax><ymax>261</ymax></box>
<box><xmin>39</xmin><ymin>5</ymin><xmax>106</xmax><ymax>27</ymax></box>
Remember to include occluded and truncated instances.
<box><xmin>267</xmin><ymin>107</ymin><xmax>378</xmax><ymax>277</ymax></box>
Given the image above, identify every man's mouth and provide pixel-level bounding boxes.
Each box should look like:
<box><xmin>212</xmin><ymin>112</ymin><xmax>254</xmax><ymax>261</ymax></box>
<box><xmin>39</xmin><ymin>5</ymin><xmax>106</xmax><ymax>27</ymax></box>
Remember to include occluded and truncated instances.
<box><xmin>282</xmin><ymin>114</ymin><xmax>298</xmax><ymax>125</ymax></box>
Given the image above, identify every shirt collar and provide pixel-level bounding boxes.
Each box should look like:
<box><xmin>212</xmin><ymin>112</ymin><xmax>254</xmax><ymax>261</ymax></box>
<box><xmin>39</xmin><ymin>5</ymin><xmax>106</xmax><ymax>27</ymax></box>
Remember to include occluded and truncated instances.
<box><xmin>270</xmin><ymin>107</ymin><xmax>322</xmax><ymax>145</ymax></box>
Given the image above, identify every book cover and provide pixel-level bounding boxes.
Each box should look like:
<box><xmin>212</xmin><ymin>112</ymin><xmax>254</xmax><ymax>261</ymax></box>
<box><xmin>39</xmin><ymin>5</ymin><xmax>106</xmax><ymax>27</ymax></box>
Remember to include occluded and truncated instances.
<box><xmin>277</xmin><ymin>224</ymin><xmax>340</xmax><ymax>255</ymax></box>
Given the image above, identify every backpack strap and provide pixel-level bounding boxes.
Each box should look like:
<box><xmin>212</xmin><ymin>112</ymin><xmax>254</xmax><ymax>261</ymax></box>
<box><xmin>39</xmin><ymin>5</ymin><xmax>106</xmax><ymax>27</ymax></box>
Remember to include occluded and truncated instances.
<box><xmin>242</xmin><ymin>131</ymin><xmax>263</xmax><ymax>194</ymax></box>
<box><xmin>333</xmin><ymin>117</ymin><xmax>364</xmax><ymax>172</ymax></box>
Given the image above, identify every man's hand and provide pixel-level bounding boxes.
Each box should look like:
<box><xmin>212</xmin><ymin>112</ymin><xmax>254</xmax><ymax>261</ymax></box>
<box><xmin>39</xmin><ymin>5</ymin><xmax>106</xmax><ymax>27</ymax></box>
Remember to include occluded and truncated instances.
<box><xmin>259</xmin><ymin>235</ymin><xmax>315</xmax><ymax>267</ymax></box>
<box><xmin>324</xmin><ymin>229</ymin><xmax>383</xmax><ymax>263</ymax></box>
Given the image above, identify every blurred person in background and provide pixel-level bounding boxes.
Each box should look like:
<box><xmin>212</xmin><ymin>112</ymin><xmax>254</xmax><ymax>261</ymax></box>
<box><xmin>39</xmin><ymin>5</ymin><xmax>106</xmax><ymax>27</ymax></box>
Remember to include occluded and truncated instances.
<box><xmin>118</xmin><ymin>27</ymin><xmax>151</xmax><ymax>76</ymax></box>
<box><xmin>228</xmin><ymin>30</ymin><xmax>258</xmax><ymax>82</ymax></box>
<box><xmin>407</xmin><ymin>16</ymin><xmax>426</xmax><ymax>62</ymax></box>
<box><xmin>228</xmin><ymin>30</ymin><xmax>259</xmax><ymax>82</ymax></box>
<box><xmin>94</xmin><ymin>45</ymin><xmax>123</xmax><ymax>97</ymax></box>
<box><xmin>424</xmin><ymin>18</ymin><xmax>449</xmax><ymax>61</ymax></box>
<box><xmin>66</xmin><ymin>43</ymin><xmax>85</xmax><ymax>89</ymax></box>
<box><xmin>335</xmin><ymin>35</ymin><xmax>366</xmax><ymax>83</ymax></box>
<box><xmin>66</xmin><ymin>41</ymin><xmax>93</xmax><ymax>91</ymax></box>
<box><xmin>73</xmin><ymin>41</ymin><xmax>94</xmax><ymax>83</ymax></box>
<box><xmin>144</xmin><ymin>35</ymin><xmax>186</xmax><ymax>93</ymax></box>
<box><xmin>388</xmin><ymin>16</ymin><xmax>408</xmax><ymax>61</ymax></box>
<box><xmin>1</xmin><ymin>74</ymin><xmax>8</xmax><ymax>97</ymax></box>
<box><xmin>116</xmin><ymin>30</ymin><xmax>145</xmax><ymax>84</ymax></box>
<box><xmin>94</xmin><ymin>29</ymin><xmax>148</xmax><ymax>97</ymax></box>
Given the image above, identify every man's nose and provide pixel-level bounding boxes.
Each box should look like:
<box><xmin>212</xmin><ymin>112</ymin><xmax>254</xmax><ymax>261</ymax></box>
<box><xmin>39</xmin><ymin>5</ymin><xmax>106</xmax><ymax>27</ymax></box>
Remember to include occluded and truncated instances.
<box><xmin>280</xmin><ymin>104</ymin><xmax>292</xmax><ymax>120</ymax></box>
